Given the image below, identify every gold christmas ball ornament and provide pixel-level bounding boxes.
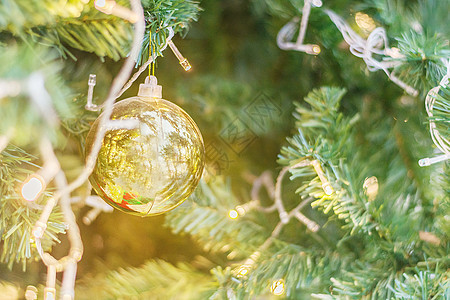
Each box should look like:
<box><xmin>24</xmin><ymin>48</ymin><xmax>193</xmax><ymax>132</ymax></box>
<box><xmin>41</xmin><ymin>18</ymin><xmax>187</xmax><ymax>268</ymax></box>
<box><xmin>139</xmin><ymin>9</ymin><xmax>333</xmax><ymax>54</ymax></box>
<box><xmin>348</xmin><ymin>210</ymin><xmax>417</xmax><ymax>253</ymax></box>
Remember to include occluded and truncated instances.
<box><xmin>85</xmin><ymin>76</ymin><xmax>205</xmax><ymax>216</ymax></box>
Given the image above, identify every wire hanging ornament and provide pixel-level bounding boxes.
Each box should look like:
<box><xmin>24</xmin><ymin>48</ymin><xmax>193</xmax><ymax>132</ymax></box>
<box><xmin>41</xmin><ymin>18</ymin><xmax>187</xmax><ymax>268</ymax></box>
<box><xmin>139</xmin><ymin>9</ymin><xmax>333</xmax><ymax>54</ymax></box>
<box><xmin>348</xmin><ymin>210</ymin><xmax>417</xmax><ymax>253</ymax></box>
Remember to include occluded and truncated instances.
<box><xmin>83</xmin><ymin>23</ymin><xmax>203</xmax><ymax>217</ymax></box>
<box><xmin>85</xmin><ymin>27</ymin><xmax>190</xmax><ymax>111</ymax></box>
<box><xmin>418</xmin><ymin>60</ymin><xmax>450</xmax><ymax>167</ymax></box>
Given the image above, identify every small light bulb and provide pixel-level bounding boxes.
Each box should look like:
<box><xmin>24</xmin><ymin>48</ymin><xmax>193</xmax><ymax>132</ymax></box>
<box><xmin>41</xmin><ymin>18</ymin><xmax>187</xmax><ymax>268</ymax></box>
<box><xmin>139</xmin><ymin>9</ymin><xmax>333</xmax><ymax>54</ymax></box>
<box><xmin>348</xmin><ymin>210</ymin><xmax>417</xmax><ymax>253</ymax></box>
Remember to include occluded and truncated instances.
<box><xmin>235</xmin><ymin>265</ymin><xmax>250</xmax><ymax>278</ymax></box>
<box><xmin>235</xmin><ymin>205</ymin><xmax>246</xmax><ymax>216</ymax></box>
<box><xmin>355</xmin><ymin>12</ymin><xmax>376</xmax><ymax>33</ymax></box>
<box><xmin>21</xmin><ymin>175</ymin><xmax>45</xmax><ymax>201</ymax></box>
<box><xmin>95</xmin><ymin>0</ymin><xmax>106</xmax><ymax>8</ymax></box>
<box><xmin>312</xmin><ymin>45</ymin><xmax>321</xmax><ymax>54</ymax></box>
<box><xmin>167</xmin><ymin>40</ymin><xmax>192</xmax><ymax>72</ymax></box>
<box><xmin>322</xmin><ymin>183</ymin><xmax>334</xmax><ymax>196</ymax></box>
<box><xmin>363</xmin><ymin>176</ymin><xmax>379</xmax><ymax>201</ymax></box>
<box><xmin>228</xmin><ymin>209</ymin><xmax>239</xmax><ymax>219</ymax></box>
<box><xmin>25</xmin><ymin>286</ymin><xmax>38</xmax><ymax>300</ymax></box>
<box><xmin>270</xmin><ymin>279</ymin><xmax>285</xmax><ymax>296</ymax></box>
<box><xmin>44</xmin><ymin>288</ymin><xmax>56</xmax><ymax>300</ymax></box>
<box><xmin>311</xmin><ymin>0</ymin><xmax>322</xmax><ymax>7</ymax></box>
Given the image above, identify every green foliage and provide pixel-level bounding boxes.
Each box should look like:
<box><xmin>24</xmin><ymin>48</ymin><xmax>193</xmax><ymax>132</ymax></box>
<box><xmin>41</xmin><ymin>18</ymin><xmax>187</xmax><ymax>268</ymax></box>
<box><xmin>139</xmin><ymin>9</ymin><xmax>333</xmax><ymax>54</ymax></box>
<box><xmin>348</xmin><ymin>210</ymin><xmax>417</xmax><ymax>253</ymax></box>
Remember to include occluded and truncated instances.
<box><xmin>0</xmin><ymin>0</ymin><xmax>86</xmax><ymax>33</ymax></box>
<box><xmin>75</xmin><ymin>259</ymin><xmax>217</xmax><ymax>299</ymax></box>
<box><xmin>29</xmin><ymin>16</ymin><xmax>133</xmax><ymax>61</ymax></box>
<box><xmin>175</xmin><ymin>75</ymin><xmax>255</xmax><ymax>132</ymax></box>
<box><xmin>165</xmin><ymin>179</ymin><xmax>268</xmax><ymax>258</ymax></box>
<box><xmin>395</xmin><ymin>31</ymin><xmax>449</xmax><ymax>93</ymax></box>
<box><xmin>138</xmin><ymin>0</ymin><xmax>201</xmax><ymax>65</ymax></box>
<box><xmin>1</xmin><ymin>0</ymin><xmax>200</xmax><ymax>62</ymax></box>
<box><xmin>388</xmin><ymin>267</ymin><xmax>450</xmax><ymax>300</ymax></box>
<box><xmin>224</xmin><ymin>246</ymin><xmax>351</xmax><ymax>299</ymax></box>
<box><xmin>279</xmin><ymin>87</ymin><xmax>371</xmax><ymax>234</ymax></box>
<box><xmin>0</xmin><ymin>0</ymin><xmax>449</xmax><ymax>298</ymax></box>
<box><xmin>278</xmin><ymin>87</ymin><xmax>449</xmax><ymax>298</ymax></box>
<box><xmin>0</xmin><ymin>45</ymin><xmax>72</xmax><ymax>147</ymax></box>
<box><xmin>0</xmin><ymin>146</ymin><xmax>65</xmax><ymax>271</ymax></box>
<box><xmin>0</xmin><ymin>0</ymin><xmax>131</xmax><ymax>61</ymax></box>
<box><xmin>366</xmin><ymin>0</ymin><xmax>450</xmax><ymax>37</ymax></box>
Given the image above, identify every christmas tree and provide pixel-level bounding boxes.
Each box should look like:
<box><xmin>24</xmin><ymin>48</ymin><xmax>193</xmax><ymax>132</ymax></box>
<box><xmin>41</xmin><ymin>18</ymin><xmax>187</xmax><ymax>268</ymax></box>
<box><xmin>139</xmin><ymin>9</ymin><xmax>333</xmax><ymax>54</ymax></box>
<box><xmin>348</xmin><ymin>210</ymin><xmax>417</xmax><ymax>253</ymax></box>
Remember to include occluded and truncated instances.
<box><xmin>0</xmin><ymin>0</ymin><xmax>449</xmax><ymax>299</ymax></box>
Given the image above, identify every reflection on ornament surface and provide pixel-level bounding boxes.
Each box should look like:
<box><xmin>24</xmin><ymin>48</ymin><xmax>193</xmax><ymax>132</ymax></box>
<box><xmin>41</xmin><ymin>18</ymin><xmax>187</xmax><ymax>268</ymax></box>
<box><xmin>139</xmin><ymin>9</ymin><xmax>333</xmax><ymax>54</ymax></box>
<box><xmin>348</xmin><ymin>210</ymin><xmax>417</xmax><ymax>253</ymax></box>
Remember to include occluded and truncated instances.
<box><xmin>85</xmin><ymin>96</ymin><xmax>204</xmax><ymax>216</ymax></box>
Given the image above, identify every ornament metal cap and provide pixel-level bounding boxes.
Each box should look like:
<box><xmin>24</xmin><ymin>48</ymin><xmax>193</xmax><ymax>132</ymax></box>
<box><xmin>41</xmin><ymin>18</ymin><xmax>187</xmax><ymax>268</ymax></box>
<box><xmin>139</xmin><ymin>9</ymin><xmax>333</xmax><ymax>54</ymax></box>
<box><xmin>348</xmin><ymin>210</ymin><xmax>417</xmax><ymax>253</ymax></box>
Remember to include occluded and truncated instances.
<box><xmin>138</xmin><ymin>75</ymin><xmax>162</xmax><ymax>98</ymax></box>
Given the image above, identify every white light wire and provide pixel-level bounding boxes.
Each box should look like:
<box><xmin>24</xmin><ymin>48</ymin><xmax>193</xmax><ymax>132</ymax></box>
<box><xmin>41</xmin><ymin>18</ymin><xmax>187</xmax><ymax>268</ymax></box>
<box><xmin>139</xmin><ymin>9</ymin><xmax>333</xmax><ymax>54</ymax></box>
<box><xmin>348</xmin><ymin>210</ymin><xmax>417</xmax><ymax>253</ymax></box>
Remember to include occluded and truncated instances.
<box><xmin>28</xmin><ymin>0</ymin><xmax>145</xmax><ymax>298</ymax></box>
<box><xmin>232</xmin><ymin>160</ymin><xmax>326</xmax><ymax>275</ymax></box>
<box><xmin>323</xmin><ymin>9</ymin><xmax>419</xmax><ymax>96</ymax></box>
<box><xmin>419</xmin><ymin>59</ymin><xmax>450</xmax><ymax>166</ymax></box>
<box><xmin>277</xmin><ymin>0</ymin><xmax>322</xmax><ymax>55</ymax></box>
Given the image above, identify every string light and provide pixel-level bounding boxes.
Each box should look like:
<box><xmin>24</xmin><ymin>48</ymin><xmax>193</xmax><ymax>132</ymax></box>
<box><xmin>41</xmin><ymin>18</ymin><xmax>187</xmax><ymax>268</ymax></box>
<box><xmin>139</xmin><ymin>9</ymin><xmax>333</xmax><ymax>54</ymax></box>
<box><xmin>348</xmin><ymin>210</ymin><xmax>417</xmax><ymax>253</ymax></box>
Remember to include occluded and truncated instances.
<box><xmin>231</xmin><ymin>167</ymin><xmax>320</xmax><ymax>279</ymax></box>
<box><xmin>44</xmin><ymin>288</ymin><xmax>56</xmax><ymax>300</ymax></box>
<box><xmin>270</xmin><ymin>279</ymin><xmax>286</xmax><ymax>296</ymax></box>
<box><xmin>235</xmin><ymin>205</ymin><xmax>246</xmax><ymax>216</ymax></box>
<box><xmin>227</xmin><ymin>200</ymin><xmax>261</xmax><ymax>219</ymax></box>
<box><xmin>25</xmin><ymin>286</ymin><xmax>38</xmax><ymax>300</ymax></box>
<box><xmin>310</xmin><ymin>160</ymin><xmax>334</xmax><ymax>196</ymax></box>
<box><xmin>312</xmin><ymin>45</ymin><xmax>321</xmax><ymax>55</ymax></box>
<box><xmin>21</xmin><ymin>174</ymin><xmax>45</xmax><ymax>202</ymax></box>
<box><xmin>363</xmin><ymin>176</ymin><xmax>379</xmax><ymax>201</ymax></box>
<box><xmin>354</xmin><ymin>12</ymin><xmax>376</xmax><ymax>33</ymax></box>
<box><xmin>167</xmin><ymin>40</ymin><xmax>192</xmax><ymax>71</ymax></box>
<box><xmin>44</xmin><ymin>265</ymin><xmax>56</xmax><ymax>300</ymax></box>
<box><xmin>228</xmin><ymin>209</ymin><xmax>239</xmax><ymax>219</ymax></box>
<box><xmin>232</xmin><ymin>251</ymin><xmax>261</xmax><ymax>278</ymax></box>
<box><xmin>85</xmin><ymin>74</ymin><xmax>99</xmax><ymax>111</ymax></box>
<box><xmin>235</xmin><ymin>265</ymin><xmax>250</xmax><ymax>278</ymax></box>
<box><xmin>277</xmin><ymin>0</ymin><xmax>322</xmax><ymax>55</ymax></box>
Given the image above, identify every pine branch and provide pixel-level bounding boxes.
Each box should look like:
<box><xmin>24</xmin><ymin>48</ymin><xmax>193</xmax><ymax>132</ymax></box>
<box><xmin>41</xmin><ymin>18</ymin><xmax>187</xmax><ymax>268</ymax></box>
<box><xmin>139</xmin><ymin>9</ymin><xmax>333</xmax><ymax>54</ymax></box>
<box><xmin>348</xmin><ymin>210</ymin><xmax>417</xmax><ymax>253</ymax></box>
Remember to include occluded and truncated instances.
<box><xmin>279</xmin><ymin>87</ymin><xmax>374</xmax><ymax>235</ymax></box>
<box><xmin>388</xmin><ymin>266</ymin><xmax>450</xmax><ymax>299</ymax></box>
<box><xmin>0</xmin><ymin>0</ymin><xmax>86</xmax><ymax>33</ymax></box>
<box><xmin>243</xmin><ymin>246</ymin><xmax>351</xmax><ymax>298</ymax></box>
<box><xmin>138</xmin><ymin>0</ymin><xmax>201</xmax><ymax>65</ymax></box>
<box><xmin>75</xmin><ymin>259</ymin><xmax>217</xmax><ymax>300</ymax></box>
<box><xmin>0</xmin><ymin>146</ymin><xmax>65</xmax><ymax>270</ymax></box>
<box><xmin>278</xmin><ymin>87</ymin><xmax>448</xmax><ymax>276</ymax></box>
<box><xmin>322</xmin><ymin>258</ymin><xmax>450</xmax><ymax>299</ymax></box>
<box><xmin>165</xmin><ymin>179</ymin><xmax>268</xmax><ymax>258</ymax></box>
<box><xmin>2</xmin><ymin>0</ymin><xmax>201</xmax><ymax>62</ymax></box>
<box><xmin>29</xmin><ymin>18</ymin><xmax>133</xmax><ymax>61</ymax></box>
<box><xmin>0</xmin><ymin>45</ymin><xmax>72</xmax><ymax>147</ymax></box>
<box><xmin>210</xmin><ymin>243</ymin><xmax>353</xmax><ymax>299</ymax></box>
<box><xmin>395</xmin><ymin>31</ymin><xmax>449</xmax><ymax>93</ymax></box>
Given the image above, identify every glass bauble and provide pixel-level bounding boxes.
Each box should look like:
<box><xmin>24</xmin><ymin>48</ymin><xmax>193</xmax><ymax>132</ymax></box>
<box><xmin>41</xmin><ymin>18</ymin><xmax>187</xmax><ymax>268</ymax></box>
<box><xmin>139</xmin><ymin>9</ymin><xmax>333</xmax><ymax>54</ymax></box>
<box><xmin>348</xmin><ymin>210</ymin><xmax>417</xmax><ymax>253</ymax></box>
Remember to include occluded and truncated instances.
<box><xmin>85</xmin><ymin>78</ymin><xmax>204</xmax><ymax>216</ymax></box>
